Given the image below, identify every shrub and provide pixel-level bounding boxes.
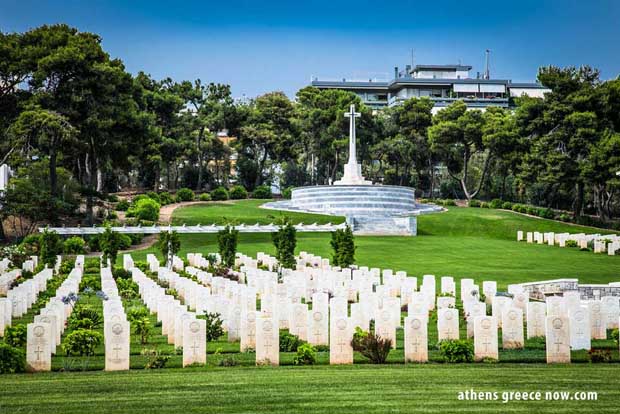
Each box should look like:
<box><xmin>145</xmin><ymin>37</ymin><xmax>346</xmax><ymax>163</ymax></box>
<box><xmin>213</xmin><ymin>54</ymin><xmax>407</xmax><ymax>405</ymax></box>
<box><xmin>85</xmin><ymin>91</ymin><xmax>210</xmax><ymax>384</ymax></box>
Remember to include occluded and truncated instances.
<box><xmin>146</xmin><ymin>191</ymin><xmax>161</xmax><ymax>204</ymax></box>
<box><xmin>252</xmin><ymin>185</ymin><xmax>272</xmax><ymax>199</ymax></box>
<box><xmin>0</xmin><ymin>343</ymin><xmax>26</xmax><ymax>374</ymax></box>
<box><xmin>351</xmin><ymin>327</ymin><xmax>391</xmax><ymax>364</ymax></box>
<box><xmin>272</xmin><ymin>220</ymin><xmax>297</xmax><ymax>269</ymax></box>
<box><xmin>4</xmin><ymin>324</ymin><xmax>27</xmax><ymax>348</ymax></box>
<box><xmin>107</xmin><ymin>194</ymin><xmax>119</xmax><ymax>202</ymax></box>
<box><xmin>281</xmin><ymin>187</ymin><xmax>293</xmax><ymax>199</ymax></box>
<box><xmin>176</xmin><ymin>187</ymin><xmax>195</xmax><ymax>202</ymax></box>
<box><xmin>68</xmin><ymin>305</ymin><xmax>103</xmax><ymax>330</ymax></box>
<box><xmin>133</xmin><ymin>317</ymin><xmax>152</xmax><ymax>344</ymax></box>
<box><xmin>128</xmin><ymin>198</ymin><xmax>160</xmax><ymax>222</ymax></box>
<box><xmin>526</xmin><ymin>206</ymin><xmax>538</xmax><ymax>215</ymax></box>
<box><xmin>501</xmin><ymin>201</ymin><xmax>513</xmax><ymax>210</ymax></box>
<box><xmin>489</xmin><ymin>199</ymin><xmax>503</xmax><ymax>209</ymax></box>
<box><xmin>157</xmin><ymin>231</ymin><xmax>181</xmax><ymax>263</ymax></box>
<box><xmin>210</xmin><ymin>186</ymin><xmax>229</xmax><ymax>201</ymax></box>
<box><xmin>612</xmin><ymin>329</ymin><xmax>619</xmax><ymax>345</ymax></box>
<box><xmin>468</xmin><ymin>199</ymin><xmax>481</xmax><ymax>208</ymax></box>
<box><xmin>115</xmin><ymin>199</ymin><xmax>130</xmax><ymax>211</ymax></box>
<box><xmin>443</xmin><ymin>199</ymin><xmax>457</xmax><ymax>206</ymax></box>
<box><xmin>87</xmin><ymin>234</ymin><xmax>101</xmax><ymax>252</ymax></box>
<box><xmin>128</xmin><ymin>233</ymin><xmax>144</xmax><ymax>245</ymax></box>
<box><xmin>199</xmin><ymin>193</ymin><xmax>211</xmax><ymax>202</ymax></box>
<box><xmin>142</xmin><ymin>348</ymin><xmax>170</xmax><ymax>369</ymax></box>
<box><xmin>64</xmin><ymin>237</ymin><xmax>86</xmax><ymax>254</ymax></box>
<box><xmin>480</xmin><ymin>202</ymin><xmax>489</xmax><ymax>208</ymax></box>
<box><xmin>218</xmin><ymin>356</ymin><xmax>238</xmax><ymax>367</ymax></box>
<box><xmin>229</xmin><ymin>185</ymin><xmax>248</xmax><ymax>200</ymax></box>
<box><xmin>293</xmin><ymin>343</ymin><xmax>317</xmax><ymax>365</ymax></box>
<box><xmin>40</xmin><ymin>229</ymin><xmax>63</xmax><ymax>267</ymax></box>
<box><xmin>331</xmin><ymin>224</ymin><xmax>355</xmax><ymax>267</ymax></box>
<box><xmin>118</xmin><ymin>234</ymin><xmax>132</xmax><ymax>251</ymax></box>
<box><xmin>279</xmin><ymin>332</ymin><xmax>305</xmax><ymax>352</ymax></box>
<box><xmin>217</xmin><ymin>226</ymin><xmax>238</xmax><ymax>267</ymax></box>
<box><xmin>62</xmin><ymin>329</ymin><xmax>103</xmax><ymax>356</ymax></box>
<box><xmin>565</xmin><ymin>240</ymin><xmax>578</xmax><ymax>248</ymax></box>
<box><xmin>202</xmin><ymin>312</ymin><xmax>224</xmax><ymax>342</ymax></box>
<box><xmin>438</xmin><ymin>339</ymin><xmax>474</xmax><ymax>363</ymax></box>
<box><xmin>20</xmin><ymin>233</ymin><xmax>41</xmax><ymax>255</ymax></box>
<box><xmin>588</xmin><ymin>349</ymin><xmax>612</xmax><ymax>363</ymax></box>
<box><xmin>117</xmin><ymin>277</ymin><xmax>139</xmax><ymax>299</ymax></box>
<box><xmin>559</xmin><ymin>213</ymin><xmax>571</xmax><ymax>222</ymax></box>
<box><xmin>539</xmin><ymin>208</ymin><xmax>554</xmax><ymax>219</ymax></box>
<box><xmin>127</xmin><ymin>306</ymin><xmax>149</xmax><ymax>323</ymax></box>
<box><xmin>158</xmin><ymin>192</ymin><xmax>174</xmax><ymax>205</ymax></box>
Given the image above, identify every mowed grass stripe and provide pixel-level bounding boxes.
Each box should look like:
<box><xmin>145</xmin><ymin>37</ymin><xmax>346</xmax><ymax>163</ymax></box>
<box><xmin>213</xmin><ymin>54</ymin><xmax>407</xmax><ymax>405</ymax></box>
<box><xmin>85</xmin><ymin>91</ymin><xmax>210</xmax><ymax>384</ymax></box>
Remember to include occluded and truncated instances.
<box><xmin>1</xmin><ymin>365</ymin><xmax>619</xmax><ymax>413</ymax></box>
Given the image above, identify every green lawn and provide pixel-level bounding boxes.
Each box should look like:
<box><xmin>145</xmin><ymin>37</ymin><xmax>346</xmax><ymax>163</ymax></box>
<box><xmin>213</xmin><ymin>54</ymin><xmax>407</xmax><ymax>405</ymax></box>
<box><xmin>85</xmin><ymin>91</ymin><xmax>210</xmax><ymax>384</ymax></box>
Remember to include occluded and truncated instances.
<box><xmin>2</xmin><ymin>364</ymin><xmax>619</xmax><ymax>413</ymax></box>
<box><xmin>131</xmin><ymin>201</ymin><xmax>620</xmax><ymax>290</ymax></box>
<box><xmin>171</xmin><ymin>199</ymin><xmax>345</xmax><ymax>225</ymax></box>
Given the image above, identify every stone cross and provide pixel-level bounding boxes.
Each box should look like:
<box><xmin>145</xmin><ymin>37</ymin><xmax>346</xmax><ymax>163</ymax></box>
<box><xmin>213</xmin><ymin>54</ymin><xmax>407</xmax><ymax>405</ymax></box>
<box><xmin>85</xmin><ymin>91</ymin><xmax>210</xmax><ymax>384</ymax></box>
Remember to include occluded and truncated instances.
<box><xmin>344</xmin><ymin>104</ymin><xmax>361</xmax><ymax>166</ymax></box>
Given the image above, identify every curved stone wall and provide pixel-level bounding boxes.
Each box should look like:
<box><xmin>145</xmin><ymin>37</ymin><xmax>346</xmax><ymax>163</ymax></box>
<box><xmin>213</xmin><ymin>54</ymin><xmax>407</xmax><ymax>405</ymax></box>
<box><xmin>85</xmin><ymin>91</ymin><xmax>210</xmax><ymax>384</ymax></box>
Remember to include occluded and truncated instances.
<box><xmin>290</xmin><ymin>185</ymin><xmax>419</xmax><ymax>216</ymax></box>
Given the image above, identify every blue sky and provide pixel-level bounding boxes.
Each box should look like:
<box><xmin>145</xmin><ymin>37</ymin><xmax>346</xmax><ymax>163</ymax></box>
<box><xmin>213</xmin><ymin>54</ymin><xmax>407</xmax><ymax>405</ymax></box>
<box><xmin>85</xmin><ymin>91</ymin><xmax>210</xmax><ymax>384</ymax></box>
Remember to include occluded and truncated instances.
<box><xmin>1</xmin><ymin>0</ymin><xmax>619</xmax><ymax>98</ymax></box>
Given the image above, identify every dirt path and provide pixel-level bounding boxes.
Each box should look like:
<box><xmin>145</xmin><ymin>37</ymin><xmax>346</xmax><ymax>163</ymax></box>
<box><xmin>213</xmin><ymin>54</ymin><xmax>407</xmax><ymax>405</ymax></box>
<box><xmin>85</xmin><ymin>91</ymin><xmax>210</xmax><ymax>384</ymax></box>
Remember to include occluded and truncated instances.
<box><xmin>120</xmin><ymin>200</ymin><xmax>233</xmax><ymax>254</ymax></box>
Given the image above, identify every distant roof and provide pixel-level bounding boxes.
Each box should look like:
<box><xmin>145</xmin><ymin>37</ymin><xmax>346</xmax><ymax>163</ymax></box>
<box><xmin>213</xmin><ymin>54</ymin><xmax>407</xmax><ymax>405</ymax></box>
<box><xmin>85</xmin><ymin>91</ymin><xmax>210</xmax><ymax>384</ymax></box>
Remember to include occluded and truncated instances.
<box><xmin>413</xmin><ymin>64</ymin><xmax>473</xmax><ymax>72</ymax></box>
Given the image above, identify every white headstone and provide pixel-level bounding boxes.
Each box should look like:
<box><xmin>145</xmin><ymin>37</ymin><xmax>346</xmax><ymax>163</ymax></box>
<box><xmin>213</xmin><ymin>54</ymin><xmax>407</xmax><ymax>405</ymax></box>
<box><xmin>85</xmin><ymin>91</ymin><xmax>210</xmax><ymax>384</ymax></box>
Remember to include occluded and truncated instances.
<box><xmin>183</xmin><ymin>318</ymin><xmax>206</xmax><ymax>367</ymax></box>
<box><xmin>546</xmin><ymin>315</ymin><xmax>570</xmax><ymax>364</ymax></box>
<box><xmin>501</xmin><ymin>308</ymin><xmax>524</xmax><ymax>349</ymax></box>
<box><xmin>26</xmin><ymin>322</ymin><xmax>51</xmax><ymax>372</ymax></box>
<box><xmin>404</xmin><ymin>315</ymin><xmax>428</xmax><ymax>363</ymax></box>
<box><xmin>256</xmin><ymin>316</ymin><xmax>279</xmax><ymax>365</ymax></box>
<box><xmin>474</xmin><ymin>316</ymin><xmax>498</xmax><ymax>361</ymax></box>
<box><xmin>105</xmin><ymin>320</ymin><xmax>130</xmax><ymax>371</ymax></box>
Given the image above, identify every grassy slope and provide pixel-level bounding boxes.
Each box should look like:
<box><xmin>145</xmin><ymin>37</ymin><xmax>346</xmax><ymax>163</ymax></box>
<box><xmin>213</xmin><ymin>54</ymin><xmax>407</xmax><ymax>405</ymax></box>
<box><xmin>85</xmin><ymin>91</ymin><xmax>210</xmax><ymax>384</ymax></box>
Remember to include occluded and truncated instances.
<box><xmin>2</xmin><ymin>365</ymin><xmax>619</xmax><ymax>413</ymax></box>
<box><xmin>132</xmin><ymin>202</ymin><xmax>620</xmax><ymax>290</ymax></box>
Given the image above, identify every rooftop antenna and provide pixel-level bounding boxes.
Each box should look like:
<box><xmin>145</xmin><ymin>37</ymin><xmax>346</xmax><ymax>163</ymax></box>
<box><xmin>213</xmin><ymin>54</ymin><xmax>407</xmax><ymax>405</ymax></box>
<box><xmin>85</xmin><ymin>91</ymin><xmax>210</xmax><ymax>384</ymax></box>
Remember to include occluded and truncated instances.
<box><xmin>484</xmin><ymin>49</ymin><xmax>491</xmax><ymax>80</ymax></box>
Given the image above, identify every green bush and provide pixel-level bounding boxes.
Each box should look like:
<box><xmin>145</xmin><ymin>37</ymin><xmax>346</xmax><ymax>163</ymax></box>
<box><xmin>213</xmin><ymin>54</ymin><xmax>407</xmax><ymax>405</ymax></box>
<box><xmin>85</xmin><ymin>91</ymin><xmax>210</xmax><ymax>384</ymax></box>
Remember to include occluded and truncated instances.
<box><xmin>279</xmin><ymin>331</ymin><xmax>305</xmax><ymax>352</ymax></box>
<box><xmin>62</xmin><ymin>329</ymin><xmax>103</xmax><ymax>356</ymax></box>
<box><xmin>480</xmin><ymin>202</ymin><xmax>489</xmax><ymax>208</ymax></box>
<box><xmin>86</xmin><ymin>234</ymin><xmax>100</xmax><ymax>252</ymax></box>
<box><xmin>4</xmin><ymin>324</ymin><xmax>27</xmax><ymax>348</ymax></box>
<box><xmin>201</xmin><ymin>312</ymin><xmax>224</xmax><ymax>342</ymax></box>
<box><xmin>438</xmin><ymin>339</ymin><xmax>474</xmax><ymax>363</ymax></box>
<box><xmin>128</xmin><ymin>233</ymin><xmax>144</xmax><ymax>245</ymax></box>
<box><xmin>540</xmin><ymin>208</ymin><xmax>555</xmax><ymax>219</ymax></box>
<box><xmin>588</xmin><ymin>349</ymin><xmax>612</xmax><ymax>363</ymax></box>
<box><xmin>210</xmin><ymin>186</ymin><xmax>229</xmax><ymax>201</ymax></box>
<box><xmin>252</xmin><ymin>185</ymin><xmax>272</xmax><ymax>199</ymax></box>
<box><xmin>20</xmin><ymin>234</ymin><xmax>41</xmax><ymax>255</ymax></box>
<box><xmin>68</xmin><ymin>305</ymin><xmax>103</xmax><ymax>330</ymax></box>
<box><xmin>0</xmin><ymin>343</ymin><xmax>26</xmax><ymax>373</ymax></box>
<box><xmin>229</xmin><ymin>185</ymin><xmax>248</xmax><ymax>200</ymax></box>
<box><xmin>107</xmin><ymin>194</ymin><xmax>119</xmax><ymax>202</ymax></box>
<box><xmin>351</xmin><ymin>327</ymin><xmax>392</xmax><ymax>364</ymax></box>
<box><xmin>443</xmin><ymin>199</ymin><xmax>457</xmax><ymax>206</ymax></box>
<box><xmin>133</xmin><ymin>317</ymin><xmax>152</xmax><ymax>344</ymax></box>
<box><xmin>217</xmin><ymin>226</ymin><xmax>238</xmax><ymax>267</ymax></box>
<box><xmin>281</xmin><ymin>187</ymin><xmax>293</xmax><ymax>199</ymax></box>
<box><xmin>293</xmin><ymin>343</ymin><xmax>317</xmax><ymax>365</ymax></box>
<box><xmin>612</xmin><ymin>329</ymin><xmax>619</xmax><ymax>345</ymax></box>
<box><xmin>559</xmin><ymin>213</ymin><xmax>571</xmax><ymax>222</ymax></box>
<box><xmin>565</xmin><ymin>240</ymin><xmax>578</xmax><ymax>248</ymax></box>
<box><xmin>501</xmin><ymin>201</ymin><xmax>513</xmax><ymax>210</ymax></box>
<box><xmin>64</xmin><ymin>237</ymin><xmax>86</xmax><ymax>254</ymax></box>
<box><xmin>127</xmin><ymin>306</ymin><xmax>149</xmax><ymax>322</ymax></box>
<box><xmin>331</xmin><ymin>224</ymin><xmax>355</xmax><ymax>267</ymax></box>
<box><xmin>489</xmin><ymin>198</ymin><xmax>503</xmax><ymax>209</ymax></box>
<box><xmin>40</xmin><ymin>229</ymin><xmax>63</xmax><ymax>267</ymax></box>
<box><xmin>526</xmin><ymin>206</ymin><xmax>538</xmax><ymax>215</ymax></box>
<box><xmin>272</xmin><ymin>220</ymin><xmax>297</xmax><ymax>269</ymax></box>
<box><xmin>128</xmin><ymin>198</ymin><xmax>160</xmax><ymax>222</ymax></box>
<box><xmin>158</xmin><ymin>192</ymin><xmax>174</xmax><ymax>205</ymax></box>
<box><xmin>117</xmin><ymin>277</ymin><xmax>139</xmax><ymax>299</ymax></box>
<box><xmin>176</xmin><ymin>188</ymin><xmax>195</xmax><ymax>202</ymax></box>
<box><xmin>468</xmin><ymin>199</ymin><xmax>481</xmax><ymax>208</ymax></box>
<box><xmin>199</xmin><ymin>193</ymin><xmax>211</xmax><ymax>202</ymax></box>
<box><xmin>142</xmin><ymin>349</ymin><xmax>170</xmax><ymax>369</ymax></box>
<box><xmin>115</xmin><ymin>199</ymin><xmax>130</xmax><ymax>211</ymax></box>
<box><xmin>146</xmin><ymin>191</ymin><xmax>161</xmax><ymax>204</ymax></box>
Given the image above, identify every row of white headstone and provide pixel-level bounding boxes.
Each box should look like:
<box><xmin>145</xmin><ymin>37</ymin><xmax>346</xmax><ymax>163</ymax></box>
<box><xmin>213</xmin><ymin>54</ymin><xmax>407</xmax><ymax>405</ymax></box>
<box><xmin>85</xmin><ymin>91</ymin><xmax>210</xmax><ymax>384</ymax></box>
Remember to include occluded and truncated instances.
<box><xmin>133</xmin><ymin>268</ymin><xmax>207</xmax><ymax>367</ymax></box>
<box><xmin>26</xmin><ymin>266</ymin><xmax>83</xmax><ymax>371</ymax></box>
<box><xmin>0</xmin><ymin>269</ymin><xmax>54</xmax><ymax>337</ymax></box>
<box><xmin>101</xmin><ymin>267</ymin><xmax>131</xmax><ymax>371</ymax></box>
<box><xmin>518</xmin><ymin>230</ymin><xmax>620</xmax><ymax>255</ymax></box>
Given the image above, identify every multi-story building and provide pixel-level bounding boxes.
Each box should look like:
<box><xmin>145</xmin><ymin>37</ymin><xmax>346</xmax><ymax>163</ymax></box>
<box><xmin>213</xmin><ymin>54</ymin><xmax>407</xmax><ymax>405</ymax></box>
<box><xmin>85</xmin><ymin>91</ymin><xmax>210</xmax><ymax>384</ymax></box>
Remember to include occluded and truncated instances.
<box><xmin>310</xmin><ymin>63</ymin><xmax>550</xmax><ymax>113</ymax></box>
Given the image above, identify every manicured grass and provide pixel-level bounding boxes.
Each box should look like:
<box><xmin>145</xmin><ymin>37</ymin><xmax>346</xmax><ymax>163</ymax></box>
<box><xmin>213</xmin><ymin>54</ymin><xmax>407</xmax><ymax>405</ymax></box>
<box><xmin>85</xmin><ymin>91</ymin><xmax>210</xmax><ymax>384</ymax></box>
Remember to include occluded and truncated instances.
<box><xmin>130</xmin><ymin>202</ymin><xmax>620</xmax><ymax>290</ymax></box>
<box><xmin>2</xmin><ymin>364</ymin><xmax>619</xmax><ymax>413</ymax></box>
<box><xmin>171</xmin><ymin>199</ymin><xmax>345</xmax><ymax>225</ymax></box>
